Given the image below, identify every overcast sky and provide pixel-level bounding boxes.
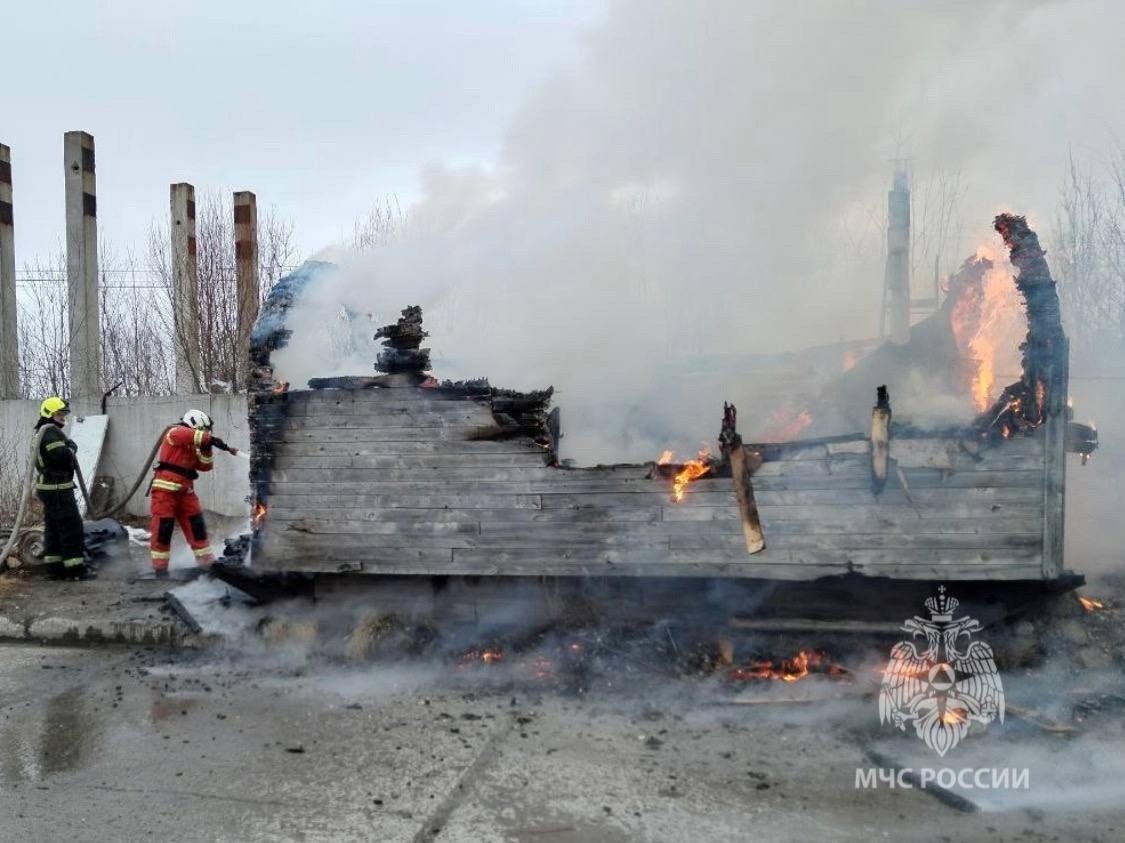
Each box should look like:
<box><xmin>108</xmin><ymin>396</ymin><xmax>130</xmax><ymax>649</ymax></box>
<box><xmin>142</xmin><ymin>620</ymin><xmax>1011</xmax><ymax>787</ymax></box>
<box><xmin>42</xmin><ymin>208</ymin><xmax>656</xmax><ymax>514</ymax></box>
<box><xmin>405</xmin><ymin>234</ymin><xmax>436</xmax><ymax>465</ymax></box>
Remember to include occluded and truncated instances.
<box><xmin>1</xmin><ymin>0</ymin><xmax>605</xmax><ymax>266</ymax></box>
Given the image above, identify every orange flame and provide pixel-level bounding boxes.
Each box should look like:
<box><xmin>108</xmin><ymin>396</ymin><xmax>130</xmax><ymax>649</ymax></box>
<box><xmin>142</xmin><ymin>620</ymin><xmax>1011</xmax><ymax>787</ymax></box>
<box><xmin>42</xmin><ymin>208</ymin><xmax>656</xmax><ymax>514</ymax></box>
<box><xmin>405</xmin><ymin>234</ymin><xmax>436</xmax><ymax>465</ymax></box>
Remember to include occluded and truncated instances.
<box><xmin>727</xmin><ymin>650</ymin><xmax>848</xmax><ymax>683</ymax></box>
<box><xmin>657</xmin><ymin>449</ymin><xmax>674</xmax><ymax>465</ymax></box>
<box><xmin>763</xmin><ymin>408</ymin><xmax>813</xmax><ymax>442</ymax></box>
<box><xmin>252</xmin><ymin>502</ymin><xmax>268</xmax><ymax>531</ymax></box>
<box><xmin>1078</xmin><ymin>596</ymin><xmax>1105</xmax><ymax>612</ymax></box>
<box><xmin>672</xmin><ymin>448</ymin><xmax>712</xmax><ymax>502</ymax></box>
<box><xmin>941</xmin><ymin>710</ymin><xmax>965</xmax><ymax>725</ymax></box>
<box><xmin>949</xmin><ymin>243</ymin><xmax>1026</xmax><ymax>412</ymax></box>
<box><xmin>272</xmin><ymin>381</ymin><xmax>290</xmax><ymax>395</ymax></box>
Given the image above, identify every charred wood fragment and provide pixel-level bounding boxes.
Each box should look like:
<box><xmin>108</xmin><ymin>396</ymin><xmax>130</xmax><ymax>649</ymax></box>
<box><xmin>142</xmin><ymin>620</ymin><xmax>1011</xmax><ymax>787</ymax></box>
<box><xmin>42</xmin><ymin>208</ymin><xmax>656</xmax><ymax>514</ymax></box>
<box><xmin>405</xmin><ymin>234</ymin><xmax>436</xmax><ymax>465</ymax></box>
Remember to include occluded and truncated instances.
<box><xmin>463</xmin><ymin>385</ymin><xmax>556</xmax><ymax>450</ymax></box>
<box><xmin>376</xmin><ymin>347</ymin><xmax>432</xmax><ymax>374</ymax></box>
<box><xmin>209</xmin><ymin>561</ymin><xmax>314</xmax><ymax>606</ymax></box>
<box><xmin>1067</xmin><ymin>421</ymin><xmax>1098</xmax><ymax>465</ymax></box>
<box><xmin>164</xmin><ymin>591</ymin><xmax>203</xmax><ymax>634</ymax></box>
<box><xmin>374</xmin><ymin>305</ymin><xmax>431</xmax><ymax>375</ymax></box>
<box><xmin>547</xmin><ymin>407</ymin><xmax>562</xmax><ymax>464</ymax></box>
<box><xmin>870</xmin><ymin>386</ymin><xmax>891</xmax><ymax>495</ymax></box>
<box><xmin>307</xmin><ymin>375</ymin><xmax>423</xmax><ymax>390</ymax></box>
<box><xmin>374</xmin><ymin>305</ymin><xmax>427</xmax><ymax>349</ymax></box>
<box><xmin>436</xmin><ymin>378</ymin><xmax>492</xmax><ymax>396</ymax></box>
<box><xmin>719</xmin><ymin>403</ymin><xmax>765</xmax><ymax>554</ymax></box>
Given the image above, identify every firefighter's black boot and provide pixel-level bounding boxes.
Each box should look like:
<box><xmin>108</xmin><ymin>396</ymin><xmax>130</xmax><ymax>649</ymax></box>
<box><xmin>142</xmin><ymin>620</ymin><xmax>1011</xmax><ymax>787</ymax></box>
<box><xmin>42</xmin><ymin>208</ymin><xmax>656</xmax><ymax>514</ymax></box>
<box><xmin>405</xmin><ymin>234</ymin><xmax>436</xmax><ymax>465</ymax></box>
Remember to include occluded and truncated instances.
<box><xmin>67</xmin><ymin>563</ymin><xmax>95</xmax><ymax>581</ymax></box>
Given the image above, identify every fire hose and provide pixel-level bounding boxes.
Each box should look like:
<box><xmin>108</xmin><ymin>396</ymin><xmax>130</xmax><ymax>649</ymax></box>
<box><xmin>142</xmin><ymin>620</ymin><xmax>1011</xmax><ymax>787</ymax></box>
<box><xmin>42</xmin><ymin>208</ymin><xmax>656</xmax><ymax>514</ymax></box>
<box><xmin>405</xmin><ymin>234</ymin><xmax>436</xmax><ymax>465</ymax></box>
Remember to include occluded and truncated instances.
<box><xmin>0</xmin><ymin>425</ymin><xmax>50</xmax><ymax>569</ymax></box>
<box><xmin>2</xmin><ymin>425</ymin><xmax>246</xmax><ymax>569</ymax></box>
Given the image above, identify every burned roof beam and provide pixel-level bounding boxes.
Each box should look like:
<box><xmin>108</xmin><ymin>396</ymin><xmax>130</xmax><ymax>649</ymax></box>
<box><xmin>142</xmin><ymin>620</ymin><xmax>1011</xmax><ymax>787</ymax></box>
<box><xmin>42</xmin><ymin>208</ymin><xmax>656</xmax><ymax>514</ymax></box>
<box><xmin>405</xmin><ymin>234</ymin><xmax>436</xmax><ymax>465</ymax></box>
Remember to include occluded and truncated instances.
<box><xmin>975</xmin><ymin>214</ymin><xmax>1068</xmax><ymax>436</ymax></box>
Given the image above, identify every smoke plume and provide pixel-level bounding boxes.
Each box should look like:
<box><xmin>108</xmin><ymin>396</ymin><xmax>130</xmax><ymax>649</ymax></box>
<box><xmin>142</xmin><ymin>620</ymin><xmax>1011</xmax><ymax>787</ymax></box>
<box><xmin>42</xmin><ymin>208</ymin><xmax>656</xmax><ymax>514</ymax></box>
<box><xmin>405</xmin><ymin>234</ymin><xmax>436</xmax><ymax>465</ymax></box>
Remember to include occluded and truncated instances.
<box><xmin>272</xmin><ymin>0</ymin><xmax>1125</xmax><ymax>464</ymax></box>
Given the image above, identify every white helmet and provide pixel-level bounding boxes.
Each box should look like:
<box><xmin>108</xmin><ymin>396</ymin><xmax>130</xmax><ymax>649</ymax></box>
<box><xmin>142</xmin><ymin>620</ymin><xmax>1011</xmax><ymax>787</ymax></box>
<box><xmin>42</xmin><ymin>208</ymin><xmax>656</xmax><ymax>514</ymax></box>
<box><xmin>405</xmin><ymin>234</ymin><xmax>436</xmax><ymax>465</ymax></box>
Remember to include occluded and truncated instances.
<box><xmin>181</xmin><ymin>409</ymin><xmax>213</xmax><ymax>430</ymax></box>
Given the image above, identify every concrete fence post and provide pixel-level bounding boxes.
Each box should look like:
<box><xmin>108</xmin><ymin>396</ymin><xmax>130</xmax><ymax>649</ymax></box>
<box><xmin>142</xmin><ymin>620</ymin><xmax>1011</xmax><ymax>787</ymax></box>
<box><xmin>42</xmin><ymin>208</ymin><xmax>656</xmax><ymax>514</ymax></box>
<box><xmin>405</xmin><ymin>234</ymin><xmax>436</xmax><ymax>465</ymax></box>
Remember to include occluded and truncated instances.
<box><xmin>0</xmin><ymin>143</ymin><xmax>18</xmax><ymax>399</ymax></box>
<box><xmin>64</xmin><ymin>131</ymin><xmax>102</xmax><ymax>399</ymax></box>
<box><xmin>170</xmin><ymin>183</ymin><xmax>202</xmax><ymax>394</ymax></box>
<box><xmin>233</xmin><ymin>191</ymin><xmax>259</xmax><ymax>387</ymax></box>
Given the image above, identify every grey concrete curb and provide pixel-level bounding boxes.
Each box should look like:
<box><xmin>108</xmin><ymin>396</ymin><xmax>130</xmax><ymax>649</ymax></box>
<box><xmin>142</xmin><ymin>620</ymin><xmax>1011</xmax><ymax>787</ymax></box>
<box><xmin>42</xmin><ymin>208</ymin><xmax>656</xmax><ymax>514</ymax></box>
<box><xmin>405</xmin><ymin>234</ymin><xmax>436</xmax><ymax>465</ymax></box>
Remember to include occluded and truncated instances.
<box><xmin>0</xmin><ymin>612</ymin><xmax>220</xmax><ymax>649</ymax></box>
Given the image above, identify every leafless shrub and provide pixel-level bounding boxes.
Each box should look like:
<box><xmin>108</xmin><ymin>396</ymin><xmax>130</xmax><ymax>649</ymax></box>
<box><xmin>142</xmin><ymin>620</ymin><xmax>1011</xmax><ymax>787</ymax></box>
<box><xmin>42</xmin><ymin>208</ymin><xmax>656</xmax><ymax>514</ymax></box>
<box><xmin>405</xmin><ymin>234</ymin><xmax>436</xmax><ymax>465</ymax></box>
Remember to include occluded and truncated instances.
<box><xmin>0</xmin><ymin>430</ymin><xmax>28</xmax><ymax>520</ymax></box>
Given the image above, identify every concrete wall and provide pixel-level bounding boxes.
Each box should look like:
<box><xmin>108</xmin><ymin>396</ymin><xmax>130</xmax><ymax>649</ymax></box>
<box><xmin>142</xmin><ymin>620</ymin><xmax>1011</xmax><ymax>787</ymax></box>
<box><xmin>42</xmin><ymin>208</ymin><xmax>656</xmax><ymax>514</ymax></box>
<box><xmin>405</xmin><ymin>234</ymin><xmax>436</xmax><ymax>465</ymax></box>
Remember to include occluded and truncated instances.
<box><xmin>0</xmin><ymin>394</ymin><xmax>250</xmax><ymax>519</ymax></box>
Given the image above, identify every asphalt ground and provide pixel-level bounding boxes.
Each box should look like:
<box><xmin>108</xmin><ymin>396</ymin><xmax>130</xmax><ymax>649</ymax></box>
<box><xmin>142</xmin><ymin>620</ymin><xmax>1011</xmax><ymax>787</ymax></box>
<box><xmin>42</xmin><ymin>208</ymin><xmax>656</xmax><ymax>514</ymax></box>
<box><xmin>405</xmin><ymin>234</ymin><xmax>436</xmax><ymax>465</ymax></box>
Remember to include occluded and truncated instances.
<box><xmin>2</xmin><ymin>640</ymin><xmax>1124</xmax><ymax>843</ymax></box>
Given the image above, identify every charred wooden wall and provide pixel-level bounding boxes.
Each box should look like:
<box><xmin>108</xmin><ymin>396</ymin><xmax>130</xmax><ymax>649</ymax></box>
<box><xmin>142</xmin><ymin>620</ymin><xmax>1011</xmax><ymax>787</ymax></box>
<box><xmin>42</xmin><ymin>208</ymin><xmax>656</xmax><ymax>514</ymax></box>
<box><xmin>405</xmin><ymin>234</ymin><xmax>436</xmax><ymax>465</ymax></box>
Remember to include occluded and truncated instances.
<box><xmin>253</xmin><ymin>386</ymin><xmax>1054</xmax><ymax>582</ymax></box>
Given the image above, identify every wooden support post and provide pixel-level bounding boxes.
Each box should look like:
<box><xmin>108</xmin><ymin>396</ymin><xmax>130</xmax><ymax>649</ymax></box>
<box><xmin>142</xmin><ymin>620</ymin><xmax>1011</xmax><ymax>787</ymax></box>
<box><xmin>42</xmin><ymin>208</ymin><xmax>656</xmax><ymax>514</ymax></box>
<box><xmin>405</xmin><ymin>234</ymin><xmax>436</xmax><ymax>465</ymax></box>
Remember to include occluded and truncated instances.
<box><xmin>1041</xmin><ymin>338</ymin><xmax>1068</xmax><ymax>579</ymax></box>
<box><xmin>546</xmin><ymin>406</ymin><xmax>562</xmax><ymax>465</ymax></box>
<box><xmin>170</xmin><ymin>183</ymin><xmax>201</xmax><ymax>394</ymax></box>
<box><xmin>719</xmin><ymin>403</ymin><xmax>765</xmax><ymax>554</ymax></box>
<box><xmin>233</xmin><ymin>191</ymin><xmax>259</xmax><ymax>387</ymax></box>
<box><xmin>0</xmin><ymin>142</ymin><xmax>17</xmax><ymax>398</ymax></box>
<box><xmin>870</xmin><ymin>385</ymin><xmax>891</xmax><ymax>495</ymax></box>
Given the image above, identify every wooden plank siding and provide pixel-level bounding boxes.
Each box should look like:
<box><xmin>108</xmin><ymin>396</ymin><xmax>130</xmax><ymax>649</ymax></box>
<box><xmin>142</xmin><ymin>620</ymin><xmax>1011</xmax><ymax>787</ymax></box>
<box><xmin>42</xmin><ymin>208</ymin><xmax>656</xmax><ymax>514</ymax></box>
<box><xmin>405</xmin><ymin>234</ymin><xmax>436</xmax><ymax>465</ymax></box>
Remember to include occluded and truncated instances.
<box><xmin>253</xmin><ymin>386</ymin><xmax>1054</xmax><ymax>581</ymax></box>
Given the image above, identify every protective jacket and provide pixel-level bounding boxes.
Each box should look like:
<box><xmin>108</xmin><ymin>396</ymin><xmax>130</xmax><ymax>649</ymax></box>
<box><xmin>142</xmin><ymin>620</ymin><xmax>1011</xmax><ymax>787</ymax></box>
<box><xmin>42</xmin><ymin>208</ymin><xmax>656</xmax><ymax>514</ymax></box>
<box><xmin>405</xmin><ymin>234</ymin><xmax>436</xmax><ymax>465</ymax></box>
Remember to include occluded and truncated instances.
<box><xmin>36</xmin><ymin>420</ymin><xmax>78</xmax><ymax>490</ymax></box>
<box><xmin>152</xmin><ymin>425</ymin><xmax>214</xmax><ymax>493</ymax></box>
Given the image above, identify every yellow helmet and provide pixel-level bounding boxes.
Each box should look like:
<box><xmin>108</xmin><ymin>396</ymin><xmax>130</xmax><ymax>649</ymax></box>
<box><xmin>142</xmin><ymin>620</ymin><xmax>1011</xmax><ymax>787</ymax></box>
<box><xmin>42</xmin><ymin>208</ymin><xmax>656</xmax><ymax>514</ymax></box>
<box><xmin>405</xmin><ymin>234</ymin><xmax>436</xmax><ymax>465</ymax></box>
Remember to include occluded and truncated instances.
<box><xmin>40</xmin><ymin>396</ymin><xmax>70</xmax><ymax>418</ymax></box>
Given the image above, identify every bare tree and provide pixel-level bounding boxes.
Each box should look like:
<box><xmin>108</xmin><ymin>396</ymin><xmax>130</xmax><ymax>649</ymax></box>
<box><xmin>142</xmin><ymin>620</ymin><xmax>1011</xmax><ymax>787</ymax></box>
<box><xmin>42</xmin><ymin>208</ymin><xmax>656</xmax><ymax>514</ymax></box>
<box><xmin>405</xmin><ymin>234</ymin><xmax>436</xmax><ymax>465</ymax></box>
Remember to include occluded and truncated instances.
<box><xmin>16</xmin><ymin>254</ymin><xmax>70</xmax><ymax>398</ymax></box>
<box><xmin>98</xmin><ymin>244</ymin><xmax>175</xmax><ymax>397</ymax></box>
<box><xmin>148</xmin><ymin>191</ymin><xmax>296</xmax><ymax>392</ymax></box>
<box><xmin>1052</xmin><ymin>148</ymin><xmax>1124</xmax><ymax>348</ymax></box>
<box><xmin>911</xmin><ymin>167</ymin><xmax>966</xmax><ymax>302</ymax></box>
<box><xmin>352</xmin><ymin>196</ymin><xmax>404</xmax><ymax>252</ymax></box>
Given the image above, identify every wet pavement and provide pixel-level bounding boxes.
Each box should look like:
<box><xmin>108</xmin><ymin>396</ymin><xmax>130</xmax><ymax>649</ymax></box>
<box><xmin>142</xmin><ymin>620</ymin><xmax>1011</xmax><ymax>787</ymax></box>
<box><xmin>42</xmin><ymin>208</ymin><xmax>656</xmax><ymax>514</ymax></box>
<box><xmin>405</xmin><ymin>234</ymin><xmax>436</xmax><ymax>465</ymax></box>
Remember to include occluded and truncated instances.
<box><xmin>3</xmin><ymin>642</ymin><xmax>1125</xmax><ymax>842</ymax></box>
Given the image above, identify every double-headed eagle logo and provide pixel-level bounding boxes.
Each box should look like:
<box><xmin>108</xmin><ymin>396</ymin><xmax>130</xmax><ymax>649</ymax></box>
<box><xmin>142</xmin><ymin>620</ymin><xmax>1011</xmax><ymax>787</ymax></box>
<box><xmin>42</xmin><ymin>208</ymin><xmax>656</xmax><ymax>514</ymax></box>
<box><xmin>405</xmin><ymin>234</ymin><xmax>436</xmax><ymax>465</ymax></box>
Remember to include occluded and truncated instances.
<box><xmin>878</xmin><ymin>586</ymin><xmax>1005</xmax><ymax>756</ymax></box>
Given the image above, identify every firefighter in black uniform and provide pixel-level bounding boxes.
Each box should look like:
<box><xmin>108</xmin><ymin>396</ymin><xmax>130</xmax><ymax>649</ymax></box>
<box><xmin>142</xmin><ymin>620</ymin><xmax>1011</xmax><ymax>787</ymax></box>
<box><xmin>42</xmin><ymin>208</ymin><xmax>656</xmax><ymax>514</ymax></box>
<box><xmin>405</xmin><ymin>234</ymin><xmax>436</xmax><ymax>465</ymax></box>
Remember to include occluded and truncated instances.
<box><xmin>35</xmin><ymin>397</ymin><xmax>89</xmax><ymax>580</ymax></box>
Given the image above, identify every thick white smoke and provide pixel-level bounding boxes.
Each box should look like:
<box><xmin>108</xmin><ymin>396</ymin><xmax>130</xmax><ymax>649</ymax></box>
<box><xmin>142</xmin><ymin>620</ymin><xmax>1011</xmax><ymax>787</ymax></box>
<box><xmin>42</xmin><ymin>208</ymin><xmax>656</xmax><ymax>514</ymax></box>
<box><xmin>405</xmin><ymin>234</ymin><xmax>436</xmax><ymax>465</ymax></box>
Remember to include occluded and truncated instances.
<box><xmin>272</xmin><ymin>0</ymin><xmax>1125</xmax><ymax>464</ymax></box>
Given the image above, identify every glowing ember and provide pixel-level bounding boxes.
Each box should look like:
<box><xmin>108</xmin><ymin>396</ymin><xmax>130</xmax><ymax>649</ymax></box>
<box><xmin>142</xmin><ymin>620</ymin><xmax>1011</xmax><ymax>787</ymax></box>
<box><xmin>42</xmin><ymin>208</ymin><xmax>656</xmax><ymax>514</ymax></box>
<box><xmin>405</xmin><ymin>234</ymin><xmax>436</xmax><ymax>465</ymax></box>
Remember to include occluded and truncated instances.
<box><xmin>1078</xmin><ymin>596</ymin><xmax>1105</xmax><ymax>612</ymax></box>
<box><xmin>272</xmin><ymin>381</ymin><xmax>290</xmax><ymax>395</ymax></box>
<box><xmin>941</xmin><ymin>709</ymin><xmax>965</xmax><ymax>725</ymax></box>
<box><xmin>727</xmin><ymin>650</ymin><xmax>848</xmax><ymax>683</ymax></box>
<box><xmin>252</xmin><ymin>502</ymin><xmax>268</xmax><ymax>531</ymax></box>
<box><xmin>459</xmin><ymin>647</ymin><xmax>505</xmax><ymax>665</ymax></box>
<box><xmin>529</xmin><ymin>657</ymin><xmax>554</xmax><ymax>679</ymax></box>
<box><xmin>672</xmin><ymin>448</ymin><xmax>712</xmax><ymax>502</ymax></box>
<box><xmin>949</xmin><ymin>243</ymin><xmax>1026</xmax><ymax>412</ymax></box>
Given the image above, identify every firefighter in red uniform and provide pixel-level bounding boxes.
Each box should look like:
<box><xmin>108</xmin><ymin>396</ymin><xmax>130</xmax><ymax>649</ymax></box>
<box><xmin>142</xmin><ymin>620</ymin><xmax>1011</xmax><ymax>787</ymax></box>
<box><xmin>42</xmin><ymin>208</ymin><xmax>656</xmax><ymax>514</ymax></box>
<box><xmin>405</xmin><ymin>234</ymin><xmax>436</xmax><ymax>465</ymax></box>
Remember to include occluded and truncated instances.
<box><xmin>149</xmin><ymin>409</ymin><xmax>235</xmax><ymax>577</ymax></box>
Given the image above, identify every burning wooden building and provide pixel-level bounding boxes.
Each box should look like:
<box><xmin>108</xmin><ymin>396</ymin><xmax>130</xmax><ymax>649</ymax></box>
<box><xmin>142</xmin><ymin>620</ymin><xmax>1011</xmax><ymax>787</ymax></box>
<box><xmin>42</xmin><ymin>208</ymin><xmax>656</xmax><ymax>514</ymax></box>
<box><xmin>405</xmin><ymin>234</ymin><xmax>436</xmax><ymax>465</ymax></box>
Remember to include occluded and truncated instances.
<box><xmin>242</xmin><ymin>215</ymin><xmax>1095</xmax><ymax>617</ymax></box>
